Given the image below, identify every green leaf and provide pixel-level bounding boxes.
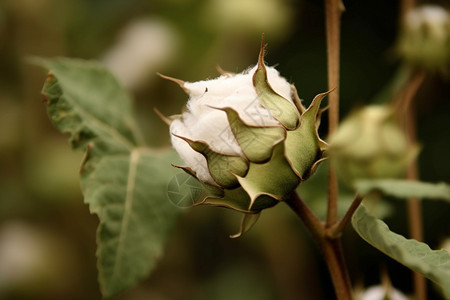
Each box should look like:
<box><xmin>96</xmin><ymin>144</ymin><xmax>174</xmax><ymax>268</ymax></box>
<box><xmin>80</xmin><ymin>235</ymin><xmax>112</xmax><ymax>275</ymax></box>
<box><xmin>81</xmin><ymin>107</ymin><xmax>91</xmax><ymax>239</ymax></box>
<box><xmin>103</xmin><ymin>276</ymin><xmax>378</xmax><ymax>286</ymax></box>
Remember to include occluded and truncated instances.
<box><xmin>355</xmin><ymin>179</ymin><xmax>450</xmax><ymax>201</ymax></box>
<box><xmin>38</xmin><ymin>57</ymin><xmax>144</xmax><ymax>153</ymax></box>
<box><xmin>83</xmin><ymin>149</ymin><xmax>181</xmax><ymax>298</ymax></box>
<box><xmin>38</xmin><ymin>57</ymin><xmax>182</xmax><ymax>298</ymax></box>
<box><xmin>352</xmin><ymin>205</ymin><xmax>450</xmax><ymax>298</ymax></box>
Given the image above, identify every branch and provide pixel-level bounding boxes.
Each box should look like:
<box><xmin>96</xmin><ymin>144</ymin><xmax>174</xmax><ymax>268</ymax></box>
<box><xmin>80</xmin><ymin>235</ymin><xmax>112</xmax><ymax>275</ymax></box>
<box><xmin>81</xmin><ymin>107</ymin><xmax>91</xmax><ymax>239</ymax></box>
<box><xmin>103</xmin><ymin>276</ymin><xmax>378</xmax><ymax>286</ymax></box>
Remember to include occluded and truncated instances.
<box><xmin>285</xmin><ymin>192</ymin><xmax>324</xmax><ymax>238</ymax></box>
<box><xmin>326</xmin><ymin>194</ymin><xmax>364</xmax><ymax>239</ymax></box>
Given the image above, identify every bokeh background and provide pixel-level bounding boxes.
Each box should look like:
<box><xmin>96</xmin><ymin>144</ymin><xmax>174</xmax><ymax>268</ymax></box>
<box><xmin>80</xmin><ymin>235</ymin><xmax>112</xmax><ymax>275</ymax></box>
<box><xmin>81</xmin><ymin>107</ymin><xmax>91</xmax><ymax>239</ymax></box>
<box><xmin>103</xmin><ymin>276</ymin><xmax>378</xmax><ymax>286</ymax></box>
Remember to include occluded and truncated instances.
<box><xmin>0</xmin><ymin>0</ymin><xmax>449</xmax><ymax>299</ymax></box>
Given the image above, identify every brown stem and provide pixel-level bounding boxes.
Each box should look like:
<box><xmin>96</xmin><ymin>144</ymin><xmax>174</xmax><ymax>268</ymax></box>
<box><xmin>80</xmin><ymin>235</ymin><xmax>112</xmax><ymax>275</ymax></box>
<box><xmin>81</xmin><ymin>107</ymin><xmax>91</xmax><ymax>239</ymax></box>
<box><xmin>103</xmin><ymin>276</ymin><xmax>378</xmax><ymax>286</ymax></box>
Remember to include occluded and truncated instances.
<box><xmin>393</xmin><ymin>70</ymin><xmax>426</xmax><ymax>119</ymax></box>
<box><xmin>325</xmin><ymin>0</ymin><xmax>343</xmax><ymax>227</ymax></box>
<box><xmin>327</xmin><ymin>169</ymin><xmax>339</xmax><ymax>226</ymax></box>
<box><xmin>326</xmin><ymin>194</ymin><xmax>364</xmax><ymax>239</ymax></box>
<box><xmin>397</xmin><ymin>0</ymin><xmax>425</xmax><ymax>296</ymax></box>
<box><xmin>404</xmin><ymin>75</ymin><xmax>427</xmax><ymax>300</ymax></box>
<box><xmin>286</xmin><ymin>193</ymin><xmax>353</xmax><ymax>300</ymax></box>
<box><xmin>325</xmin><ymin>0</ymin><xmax>342</xmax><ymax>137</ymax></box>
<box><xmin>408</xmin><ymin>171</ymin><xmax>427</xmax><ymax>300</ymax></box>
<box><xmin>320</xmin><ymin>238</ymin><xmax>353</xmax><ymax>300</ymax></box>
<box><xmin>392</xmin><ymin>66</ymin><xmax>426</xmax><ymax>299</ymax></box>
<box><xmin>322</xmin><ymin>3</ymin><xmax>353</xmax><ymax>298</ymax></box>
<box><xmin>285</xmin><ymin>192</ymin><xmax>324</xmax><ymax>238</ymax></box>
<box><xmin>399</xmin><ymin>0</ymin><xmax>415</xmax><ymax>26</ymax></box>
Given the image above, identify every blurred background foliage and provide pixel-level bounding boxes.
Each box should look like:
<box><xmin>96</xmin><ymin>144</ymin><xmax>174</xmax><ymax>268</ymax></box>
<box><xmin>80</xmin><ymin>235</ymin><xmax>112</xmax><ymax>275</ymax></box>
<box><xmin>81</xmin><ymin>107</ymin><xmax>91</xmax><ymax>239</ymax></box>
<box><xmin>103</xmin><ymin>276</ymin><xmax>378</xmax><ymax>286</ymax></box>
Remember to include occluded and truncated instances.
<box><xmin>0</xmin><ymin>0</ymin><xmax>449</xmax><ymax>299</ymax></box>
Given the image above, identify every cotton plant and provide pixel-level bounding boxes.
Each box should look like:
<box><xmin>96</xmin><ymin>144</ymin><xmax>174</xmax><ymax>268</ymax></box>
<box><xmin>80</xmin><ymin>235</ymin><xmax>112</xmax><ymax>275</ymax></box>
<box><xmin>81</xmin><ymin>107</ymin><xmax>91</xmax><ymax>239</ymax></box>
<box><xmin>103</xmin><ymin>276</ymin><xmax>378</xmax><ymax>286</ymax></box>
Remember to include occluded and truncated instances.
<box><xmin>35</xmin><ymin>1</ymin><xmax>450</xmax><ymax>299</ymax></box>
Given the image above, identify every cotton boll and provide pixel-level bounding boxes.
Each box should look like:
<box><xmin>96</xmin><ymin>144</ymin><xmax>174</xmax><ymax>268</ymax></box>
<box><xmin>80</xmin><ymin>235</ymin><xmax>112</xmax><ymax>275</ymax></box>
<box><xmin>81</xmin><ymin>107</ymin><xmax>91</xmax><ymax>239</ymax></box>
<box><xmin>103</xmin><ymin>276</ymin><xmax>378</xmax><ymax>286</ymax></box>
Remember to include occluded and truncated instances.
<box><xmin>440</xmin><ymin>237</ymin><xmax>450</xmax><ymax>252</ymax></box>
<box><xmin>406</xmin><ymin>6</ymin><xmax>449</xmax><ymax>36</ymax></box>
<box><xmin>101</xmin><ymin>18</ymin><xmax>178</xmax><ymax>90</ymax></box>
<box><xmin>265</xmin><ymin>65</ymin><xmax>293</xmax><ymax>100</ymax></box>
<box><xmin>329</xmin><ymin>105</ymin><xmax>415</xmax><ymax>187</ymax></box>
<box><xmin>359</xmin><ymin>285</ymin><xmax>409</xmax><ymax>300</ymax></box>
<box><xmin>0</xmin><ymin>222</ymin><xmax>77</xmax><ymax>297</ymax></box>
<box><xmin>165</xmin><ymin>44</ymin><xmax>328</xmax><ymax>219</ymax></box>
<box><xmin>182</xmin><ymin>109</ymin><xmax>242</xmax><ymax>155</ymax></box>
<box><xmin>170</xmin><ymin>118</ymin><xmax>216</xmax><ymax>185</ymax></box>
<box><xmin>183</xmin><ymin>65</ymin><xmax>293</xmax><ymax>127</ymax></box>
<box><xmin>170</xmin><ymin>64</ymin><xmax>294</xmax><ymax>186</ymax></box>
<box><xmin>397</xmin><ymin>5</ymin><xmax>450</xmax><ymax>70</ymax></box>
<box><xmin>202</xmin><ymin>0</ymin><xmax>293</xmax><ymax>37</ymax></box>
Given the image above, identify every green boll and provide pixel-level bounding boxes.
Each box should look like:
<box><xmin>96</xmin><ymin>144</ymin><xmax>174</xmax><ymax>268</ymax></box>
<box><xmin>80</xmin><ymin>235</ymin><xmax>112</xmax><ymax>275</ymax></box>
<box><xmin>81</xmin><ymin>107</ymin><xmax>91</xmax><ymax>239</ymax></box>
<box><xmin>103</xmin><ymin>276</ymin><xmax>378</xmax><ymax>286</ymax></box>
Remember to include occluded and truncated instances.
<box><xmin>397</xmin><ymin>5</ymin><xmax>450</xmax><ymax>72</ymax></box>
<box><xmin>328</xmin><ymin>105</ymin><xmax>417</xmax><ymax>188</ymax></box>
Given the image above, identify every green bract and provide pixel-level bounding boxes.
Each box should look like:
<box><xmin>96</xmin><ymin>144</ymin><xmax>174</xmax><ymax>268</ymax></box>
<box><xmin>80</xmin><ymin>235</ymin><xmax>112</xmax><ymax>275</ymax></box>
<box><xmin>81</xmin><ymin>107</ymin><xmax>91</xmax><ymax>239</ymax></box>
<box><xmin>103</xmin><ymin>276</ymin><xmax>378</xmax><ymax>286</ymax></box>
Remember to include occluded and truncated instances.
<box><xmin>164</xmin><ymin>44</ymin><xmax>328</xmax><ymax>236</ymax></box>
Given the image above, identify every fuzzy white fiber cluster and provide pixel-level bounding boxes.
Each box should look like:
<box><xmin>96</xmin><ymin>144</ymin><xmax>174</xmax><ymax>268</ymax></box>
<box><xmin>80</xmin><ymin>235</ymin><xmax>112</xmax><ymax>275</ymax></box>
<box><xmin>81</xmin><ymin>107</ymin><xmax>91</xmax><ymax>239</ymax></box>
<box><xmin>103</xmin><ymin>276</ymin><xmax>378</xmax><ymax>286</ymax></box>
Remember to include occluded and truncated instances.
<box><xmin>406</xmin><ymin>5</ymin><xmax>449</xmax><ymax>37</ymax></box>
<box><xmin>359</xmin><ymin>285</ymin><xmax>409</xmax><ymax>300</ymax></box>
<box><xmin>170</xmin><ymin>65</ymin><xmax>293</xmax><ymax>185</ymax></box>
<box><xmin>102</xmin><ymin>18</ymin><xmax>177</xmax><ymax>90</ymax></box>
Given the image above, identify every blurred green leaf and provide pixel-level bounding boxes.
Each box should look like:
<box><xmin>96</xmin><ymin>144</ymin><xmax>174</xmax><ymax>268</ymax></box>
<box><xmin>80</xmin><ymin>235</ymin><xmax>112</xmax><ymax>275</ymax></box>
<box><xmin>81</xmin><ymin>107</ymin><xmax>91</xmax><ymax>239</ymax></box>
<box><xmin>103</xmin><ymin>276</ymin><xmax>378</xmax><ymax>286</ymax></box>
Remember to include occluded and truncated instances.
<box><xmin>356</xmin><ymin>179</ymin><xmax>450</xmax><ymax>201</ymax></box>
<box><xmin>37</xmin><ymin>58</ymin><xmax>181</xmax><ymax>298</ymax></box>
<box><xmin>352</xmin><ymin>205</ymin><xmax>450</xmax><ymax>298</ymax></box>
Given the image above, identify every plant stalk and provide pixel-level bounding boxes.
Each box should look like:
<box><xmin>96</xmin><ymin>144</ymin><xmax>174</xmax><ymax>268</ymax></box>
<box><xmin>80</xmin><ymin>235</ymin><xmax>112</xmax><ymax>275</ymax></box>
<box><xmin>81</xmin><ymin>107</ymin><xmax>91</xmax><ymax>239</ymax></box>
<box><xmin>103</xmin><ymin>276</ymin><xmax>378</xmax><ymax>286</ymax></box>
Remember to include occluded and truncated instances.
<box><xmin>320</xmin><ymin>238</ymin><xmax>353</xmax><ymax>300</ymax></box>
<box><xmin>391</xmin><ymin>66</ymin><xmax>426</xmax><ymax>299</ymax></box>
<box><xmin>399</xmin><ymin>0</ymin><xmax>415</xmax><ymax>26</ymax></box>
<box><xmin>397</xmin><ymin>0</ymin><xmax>425</xmax><ymax>294</ymax></box>
<box><xmin>397</xmin><ymin>0</ymin><xmax>426</xmax><ymax>295</ymax></box>
<box><xmin>322</xmin><ymin>2</ymin><xmax>353</xmax><ymax>299</ymax></box>
<box><xmin>404</xmin><ymin>71</ymin><xmax>427</xmax><ymax>300</ymax></box>
<box><xmin>325</xmin><ymin>0</ymin><xmax>343</xmax><ymax>227</ymax></box>
<box><xmin>285</xmin><ymin>192</ymin><xmax>324</xmax><ymax>239</ymax></box>
<box><xmin>286</xmin><ymin>192</ymin><xmax>353</xmax><ymax>300</ymax></box>
<box><xmin>326</xmin><ymin>194</ymin><xmax>363</xmax><ymax>239</ymax></box>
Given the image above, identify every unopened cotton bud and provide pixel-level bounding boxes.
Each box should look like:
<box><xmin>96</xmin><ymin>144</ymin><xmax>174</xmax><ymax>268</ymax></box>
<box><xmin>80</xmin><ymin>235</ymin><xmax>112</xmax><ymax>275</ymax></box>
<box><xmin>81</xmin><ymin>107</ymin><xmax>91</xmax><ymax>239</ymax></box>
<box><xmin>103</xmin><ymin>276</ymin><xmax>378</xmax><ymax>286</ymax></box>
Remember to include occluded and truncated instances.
<box><xmin>329</xmin><ymin>105</ymin><xmax>417</xmax><ymax>187</ymax></box>
<box><xmin>397</xmin><ymin>5</ymin><xmax>450</xmax><ymax>71</ymax></box>
<box><xmin>359</xmin><ymin>285</ymin><xmax>409</xmax><ymax>300</ymax></box>
<box><xmin>161</xmin><ymin>42</ymin><xmax>329</xmax><ymax>235</ymax></box>
<box><xmin>202</xmin><ymin>0</ymin><xmax>292</xmax><ymax>36</ymax></box>
<box><xmin>170</xmin><ymin>64</ymin><xmax>293</xmax><ymax>184</ymax></box>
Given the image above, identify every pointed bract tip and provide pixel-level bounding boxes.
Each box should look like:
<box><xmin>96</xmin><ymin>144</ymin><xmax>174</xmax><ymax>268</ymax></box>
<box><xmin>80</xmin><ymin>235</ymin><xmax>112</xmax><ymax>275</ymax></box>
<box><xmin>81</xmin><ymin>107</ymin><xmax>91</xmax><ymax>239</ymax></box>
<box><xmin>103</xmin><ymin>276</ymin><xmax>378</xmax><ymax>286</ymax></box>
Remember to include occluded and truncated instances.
<box><xmin>216</xmin><ymin>65</ymin><xmax>234</xmax><ymax>77</ymax></box>
<box><xmin>230</xmin><ymin>212</ymin><xmax>261</xmax><ymax>238</ymax></box>
<box><xmin>153</xmin><ymin>107</ymin><xmax>172</xmax><ymax>126</ymax></box>
<box><xmin>205</xmin><ymin>104</ymin><xmax>224</xmax><ymax>111</ymax></box>
<box><xmin>171</xmin><ymin>133</ymin><xmax>192</xmax><ymax>144</ymax></box>
<box><xmin>45</xmin><ymin>71</ymin><xmax>54</xmax><ymax>82</ymax></box>
<box><xmin>258</xmin><ymin>36</ymin><xmax>267</xmax><ymax>69</ymax></box>
<box><xmin>291</xmin><ymin>84</ymin><xmax>306</xmax><ymax>114</ymax></box>
<box><xmin>306</xmin><ymin>89</ymin><xmax>334</xmax><ymax>113</ymax></box>
<box><xmin>205</xmin><ymin>105</ymin><xmax>235</xmax><ymax>116</ymax></box>
<box><xmin>260</xmin><ymin>33</ymin><xmax>265</xmax><ymax>51</ymax></box>
<box><xmin>157</xmin><ymin>72</ymin><xmax>190</xmax><ymax>94</ymax></box>
<box><xmin>171</xmin><ymin>164</ymin><xmax>197</xmax><ymax>177</ymax></box>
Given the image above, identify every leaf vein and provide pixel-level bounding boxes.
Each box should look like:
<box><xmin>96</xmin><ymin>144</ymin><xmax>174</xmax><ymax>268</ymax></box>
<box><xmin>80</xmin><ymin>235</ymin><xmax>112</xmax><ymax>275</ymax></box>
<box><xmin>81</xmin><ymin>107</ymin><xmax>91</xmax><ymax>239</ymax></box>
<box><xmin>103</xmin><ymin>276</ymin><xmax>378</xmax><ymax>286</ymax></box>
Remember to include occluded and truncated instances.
<box><xmin>70</xmin><ymin>96</ymin><xmax>135</xmax><ymax>149</ymax></box>
<box><xmin>110</xmin><ymin>149</ymin><xmax>140</xmax><ymax>282</ymax></box>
